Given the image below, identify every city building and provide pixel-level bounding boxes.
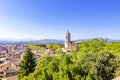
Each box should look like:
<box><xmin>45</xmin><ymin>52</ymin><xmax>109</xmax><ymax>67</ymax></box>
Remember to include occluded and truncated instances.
<box><xmin>64</xmin><ymin>31</ymin><xmax>81</xmax><ymax>51</ymax></box>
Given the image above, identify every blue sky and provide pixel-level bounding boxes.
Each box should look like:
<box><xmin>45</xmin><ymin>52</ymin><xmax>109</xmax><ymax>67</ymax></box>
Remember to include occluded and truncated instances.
<box><xmin>0</xmin><ymin>0</ymin><xmax>120</xmax><ymax>40</ymax></box>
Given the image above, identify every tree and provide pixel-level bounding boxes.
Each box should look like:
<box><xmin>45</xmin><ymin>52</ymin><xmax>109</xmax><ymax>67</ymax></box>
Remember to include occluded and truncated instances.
<box><xmin>77</xmin><ymin>39</ymin><xmax>107</xmax><ymax>54</ymax></box>
<box><xmin>55</xmin><ymin>49</ymin><xmax>63</xmax><ymax>54</ymax></box>
<box><xmin>18</xmin><ymin>48</ymin><xmax>36</xmax><ymax>80</ymax></box>
<box><xmin>20</xmin><ymin>39</ymin><xmax>120</xmax><ymax>80</ymax></box>
<box><xmin>46</xmin><ymin>44</ymin><xmax>53</xmax><ymax>49</ymax></box>
<box><xmin>79</xmin><ymin>51</ymin><xmax>119</xmax><ymax>80</ymax></box>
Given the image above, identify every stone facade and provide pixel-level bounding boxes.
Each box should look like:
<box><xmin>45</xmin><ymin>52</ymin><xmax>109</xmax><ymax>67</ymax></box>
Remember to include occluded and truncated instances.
<box><xmin>64</xmin><ymin>31</ymin><xmax>77</xmax><ymax>51</ymax></box>
<box><xmin>65</xmin><ymin>31</ymin><xmax>71</xmax><ymax>48</ymax></box>
<box><xmin>64</xmin><ymin>31</ymin><xmax>82</xmax><ymax>51</ymax></box>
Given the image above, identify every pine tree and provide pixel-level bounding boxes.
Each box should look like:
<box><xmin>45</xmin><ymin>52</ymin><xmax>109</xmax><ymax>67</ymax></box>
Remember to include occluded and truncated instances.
<box><xmin>18</xmin><ymin>48</ymin><xmax>36</xmax><ymax>80</ymax></box>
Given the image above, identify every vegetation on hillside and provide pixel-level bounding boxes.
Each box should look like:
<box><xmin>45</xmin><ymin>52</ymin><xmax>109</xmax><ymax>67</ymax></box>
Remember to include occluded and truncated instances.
<box><xmin>19</xmin><ymin>39</ymin><xmax>120</xmax><ymax>80</ymax></box>
<box><xmin>26</xmin><ymin>43</ymin><xmax>64</xmax><ymax>51</ymax></box>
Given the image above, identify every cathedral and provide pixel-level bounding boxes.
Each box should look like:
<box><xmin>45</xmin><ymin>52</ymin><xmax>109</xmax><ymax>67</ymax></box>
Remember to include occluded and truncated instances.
<box><xmin>64</xmin><ymin>31</ymin><xmax>76</xmax><ymax>51</ymax></box>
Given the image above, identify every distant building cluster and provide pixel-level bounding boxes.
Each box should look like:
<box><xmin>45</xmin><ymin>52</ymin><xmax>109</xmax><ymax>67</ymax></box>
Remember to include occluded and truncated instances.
<box><xmin>0</xmin><ymin>45</ymin><xmax>27</xmax><ymax>77</ymax></box>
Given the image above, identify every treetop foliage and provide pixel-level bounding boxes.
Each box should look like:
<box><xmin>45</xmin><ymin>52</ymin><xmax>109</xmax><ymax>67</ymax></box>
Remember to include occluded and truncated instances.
<box><xmin>18</xmin><ymin>48</ymin><xmax>36</xmax><ymax>80</ymax></box>
<box><xmin>20</xmin><ymin>39</ymin><xmax>120</xmax><ymax>80</ymax></box>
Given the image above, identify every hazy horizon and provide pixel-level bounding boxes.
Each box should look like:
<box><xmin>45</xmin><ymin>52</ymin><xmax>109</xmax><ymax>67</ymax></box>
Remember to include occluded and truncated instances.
<box><xmin>0</xmin><ymin>0</ymin><xmax>120</xmax><ymax>40</ymax></box>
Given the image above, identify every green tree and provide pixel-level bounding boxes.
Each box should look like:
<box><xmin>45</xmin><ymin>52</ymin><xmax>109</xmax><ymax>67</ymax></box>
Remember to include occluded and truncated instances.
<box><xmin>21</xmin><ymin>39</ymin><xmax>120</xmax><ymax>80</ymax></box>
<box><xmin>18</xmin><ymin>48</ymin><xmax>36</xmax><ymax>80</ymax></box>
<box><xmin>80</xmin><ymin>51</ymin><xmax>119</xmax><ymax>80</ymax></box>
<box><xmin>55</xmin><ymin>49</ymin><xmax>63</xmax><ymax>54</ymax></box>
<box><xmin>46</xmin><ymin>44</ymin><xmax>53</xmax><ymax>49</ymax></box>
<box><xmin>77</xmin><ymin>39</ymin><xmax>107</xmax><ymax>54</ymax></box>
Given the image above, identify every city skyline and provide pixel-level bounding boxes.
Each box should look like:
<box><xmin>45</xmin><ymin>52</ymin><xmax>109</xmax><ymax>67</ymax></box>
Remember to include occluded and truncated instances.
<box><xmin>0</xmin><ymin>0</ymin><xmax>120</xmax><ymax>40</ymax></box>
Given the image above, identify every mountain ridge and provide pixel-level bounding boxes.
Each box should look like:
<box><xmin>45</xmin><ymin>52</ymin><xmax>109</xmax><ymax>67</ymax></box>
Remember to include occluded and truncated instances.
<box><xmin>0</xmin><ymin>38</ymin><xmax>119</xmax><ymax>44</ymax></box>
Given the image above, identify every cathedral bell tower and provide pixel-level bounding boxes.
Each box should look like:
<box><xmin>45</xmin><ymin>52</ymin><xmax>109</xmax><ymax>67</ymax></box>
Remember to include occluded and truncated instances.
<box><xmin>65</xmin><ymin>31</ymin><xmax>71</xmax><ymax>48</ymax></box>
